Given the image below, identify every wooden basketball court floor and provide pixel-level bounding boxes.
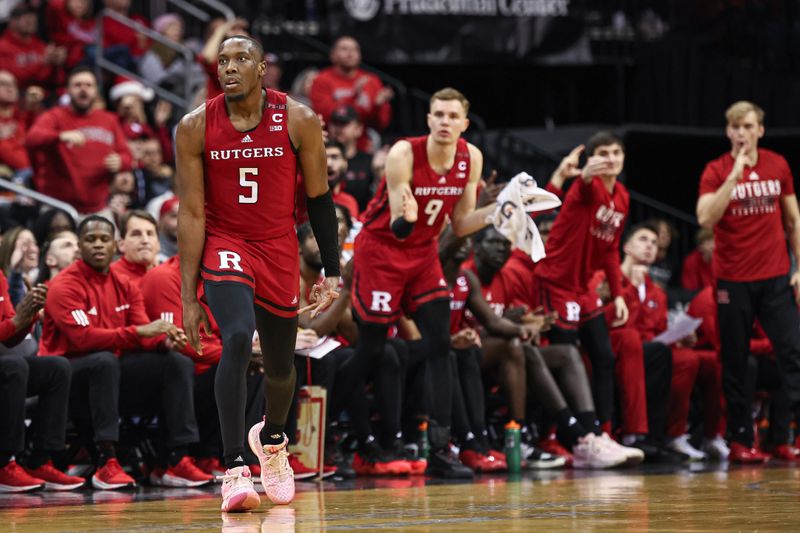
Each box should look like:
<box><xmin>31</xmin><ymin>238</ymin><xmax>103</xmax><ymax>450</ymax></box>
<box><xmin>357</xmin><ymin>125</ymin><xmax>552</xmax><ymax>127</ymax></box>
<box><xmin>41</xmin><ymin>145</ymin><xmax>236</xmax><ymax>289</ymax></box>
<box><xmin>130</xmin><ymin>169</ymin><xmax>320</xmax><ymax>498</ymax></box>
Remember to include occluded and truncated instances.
<box><xmin>2</xmin><ymin>464</ymin><xmax>799</xmax><ymax>532</ymax></box>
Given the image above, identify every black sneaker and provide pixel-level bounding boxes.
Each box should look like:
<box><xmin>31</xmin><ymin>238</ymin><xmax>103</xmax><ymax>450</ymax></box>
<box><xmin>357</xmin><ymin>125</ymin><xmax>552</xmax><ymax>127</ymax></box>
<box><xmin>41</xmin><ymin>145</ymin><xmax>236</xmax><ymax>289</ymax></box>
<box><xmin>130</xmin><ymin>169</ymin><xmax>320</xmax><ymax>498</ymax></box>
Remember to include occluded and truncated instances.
<box><xmin>523</xmin><ymin>445</ymin><xmax>567</xmax><ymax>470</ymax></box>
<box><xmin>628</xmin><ymin>436</ymin><xmax>690</xmax><ymax>464</ymax></box>
<box><xmin>324</xmin><ymin>443</ymin><xmax>356</xmax><ymax>479</ymax></box>
<box><xmin>426</xmin><ymin>447</ymin><xmax>474</xmax><ymax>479</ymax></box>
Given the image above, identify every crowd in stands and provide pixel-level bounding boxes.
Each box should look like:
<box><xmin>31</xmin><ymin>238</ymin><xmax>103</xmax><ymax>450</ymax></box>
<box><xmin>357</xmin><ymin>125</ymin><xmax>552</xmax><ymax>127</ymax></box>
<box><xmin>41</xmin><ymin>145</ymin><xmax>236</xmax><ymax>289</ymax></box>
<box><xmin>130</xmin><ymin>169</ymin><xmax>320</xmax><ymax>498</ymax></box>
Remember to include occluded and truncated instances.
<box><xmin>0</xmin><ymin>1</ymin><xmax>798</xmax><ymax>494</ymax></box>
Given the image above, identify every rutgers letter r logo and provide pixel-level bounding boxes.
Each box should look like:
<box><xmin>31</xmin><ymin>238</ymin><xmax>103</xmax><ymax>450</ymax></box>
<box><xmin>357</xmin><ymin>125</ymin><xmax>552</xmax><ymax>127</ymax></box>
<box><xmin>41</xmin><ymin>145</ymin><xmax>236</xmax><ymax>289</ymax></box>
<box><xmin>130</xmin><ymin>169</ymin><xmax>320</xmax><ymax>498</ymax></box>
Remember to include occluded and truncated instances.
<box><xmin>218</xmin><ymin>251</ymin><xmax>243</xmax><ymax>272</ymax></box>
<box><xmin>370</xmin><ymin>291</ymin><xmax>391</xmax><ymax>312</ymax></box>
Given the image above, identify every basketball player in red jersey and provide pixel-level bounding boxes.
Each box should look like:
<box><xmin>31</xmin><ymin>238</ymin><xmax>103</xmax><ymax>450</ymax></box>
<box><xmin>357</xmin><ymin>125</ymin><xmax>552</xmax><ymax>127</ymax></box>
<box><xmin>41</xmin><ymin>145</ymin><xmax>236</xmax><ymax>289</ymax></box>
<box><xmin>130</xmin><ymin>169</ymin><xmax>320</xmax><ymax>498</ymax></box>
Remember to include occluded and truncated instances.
<box><xmin>175</xmin><ymin>36</ymin><xmax>340</xmax><ymax>512</ymax></box>
<box><xmin>346</xmin><ymin>88</ymin><xmax>495</xmax><ymax>478</ymax></box>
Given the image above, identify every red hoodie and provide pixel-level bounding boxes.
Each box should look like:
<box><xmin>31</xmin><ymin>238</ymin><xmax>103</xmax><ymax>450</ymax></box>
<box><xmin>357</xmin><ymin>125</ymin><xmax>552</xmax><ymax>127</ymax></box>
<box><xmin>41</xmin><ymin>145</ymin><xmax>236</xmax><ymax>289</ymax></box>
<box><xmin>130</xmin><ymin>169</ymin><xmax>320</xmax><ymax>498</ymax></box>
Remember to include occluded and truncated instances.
<box><xmin>0</xmin><ymin>30</ymin><xmax>62</xmax><ymax>90</ymax></box>
<box><xmin>40</xmin><ymin>259</ymin><xmax>162</xmax><ymax>356</ymax></box>
<box><xmin>45</xmin><ymin>0</ymin><xmax>96</xmax><ymax>69</ymax></box>
<box><xmin>310</xmin><ymin>67</ymin><xmax>392</xmax><ymax>131</ymax></box>
<box><xmin>0</xmin><ymin>110</ymin><xmax>30</xmax><ymax>171</ymax></box>
<box><xmin>0</xmin><ymin>270</ymin><xmax>32</xmax><ymax>346</ymax></box>
<box><xmin>27</xmin><ymin>106</ymin><xmax>132</xmax><ymax>214</ymax></box>
<box><xmin>140</xmin><ymin>256</ymin><xmax>223</xmax><ymax>374</ymax></box>
<box><xmin>110</xmin><ymin>256</ymin><xmax>149</xmax><ymax>288</ymax></box>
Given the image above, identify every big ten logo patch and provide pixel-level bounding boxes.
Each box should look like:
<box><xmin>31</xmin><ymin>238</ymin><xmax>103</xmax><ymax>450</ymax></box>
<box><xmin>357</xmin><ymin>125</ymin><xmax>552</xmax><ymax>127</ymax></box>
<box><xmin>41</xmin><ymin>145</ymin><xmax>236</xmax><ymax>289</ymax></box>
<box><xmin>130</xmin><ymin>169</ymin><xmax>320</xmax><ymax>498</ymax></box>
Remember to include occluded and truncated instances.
<box><xmin>370</xmin><ymin>291</ymin><xmax>392</xmax><ymax>312</ymax></box>
<box><xmin>218</xmin><ymin>251</ymin><xmax>243</xmax><ymax>272</ymax></box>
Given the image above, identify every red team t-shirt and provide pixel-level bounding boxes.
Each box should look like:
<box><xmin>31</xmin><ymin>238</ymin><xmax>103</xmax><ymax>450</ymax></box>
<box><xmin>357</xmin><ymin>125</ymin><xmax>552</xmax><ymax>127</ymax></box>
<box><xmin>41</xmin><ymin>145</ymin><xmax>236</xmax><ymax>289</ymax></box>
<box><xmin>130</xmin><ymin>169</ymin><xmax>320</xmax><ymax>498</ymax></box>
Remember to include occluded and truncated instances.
<box><xmin>203</xmin><ymin>89</ymin><xmax>297</xmax><ymax>241</ymax></box>
<box><xmin>535</xmin><ymin>177</ymin><xmax>629</xmax><ymax>298</ymax></box>
<box><xmin>698</xmin><ymin>148</ymin><xmax>794</xmax><ymax>282</ymax></box>
<box><xmin>361</xmin><ymin>136</ymin><xmax>470</xmax><ymax>247</ymax></box>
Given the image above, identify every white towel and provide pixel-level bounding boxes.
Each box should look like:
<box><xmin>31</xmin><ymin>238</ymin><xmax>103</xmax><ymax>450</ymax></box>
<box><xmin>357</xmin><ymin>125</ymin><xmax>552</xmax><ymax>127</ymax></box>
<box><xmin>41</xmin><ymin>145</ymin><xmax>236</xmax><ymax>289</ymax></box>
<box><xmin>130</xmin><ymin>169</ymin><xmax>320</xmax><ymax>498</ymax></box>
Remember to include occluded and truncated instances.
<box><xmin>488</xmin><ymin>172</ymin><xmax>561</xmax><ymax>263</ymax></box>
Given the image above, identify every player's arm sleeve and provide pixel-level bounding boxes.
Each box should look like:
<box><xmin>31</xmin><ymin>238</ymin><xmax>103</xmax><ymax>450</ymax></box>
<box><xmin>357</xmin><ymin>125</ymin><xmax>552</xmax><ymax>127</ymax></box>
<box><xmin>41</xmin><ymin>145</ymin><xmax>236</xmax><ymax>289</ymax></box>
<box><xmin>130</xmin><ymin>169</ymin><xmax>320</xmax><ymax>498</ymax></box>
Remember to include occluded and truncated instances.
<box><xmin>45</xmin><ymin>281</ymin><xmax>142</xmax><ymax>352</ymax></box>
<box><xmin>127</xmin><ymin>282</ymin><xmax>165</xmax><ymax>351</ymax></box>
<box><xmin>604</xmin><ymin>245</ymin><xmax>624</xmax><ymax>299</ymax></box>
<box><xmin>25</xmin><ymin>111</ymin><xmax>61</xmax><ymax>148</ymax></box>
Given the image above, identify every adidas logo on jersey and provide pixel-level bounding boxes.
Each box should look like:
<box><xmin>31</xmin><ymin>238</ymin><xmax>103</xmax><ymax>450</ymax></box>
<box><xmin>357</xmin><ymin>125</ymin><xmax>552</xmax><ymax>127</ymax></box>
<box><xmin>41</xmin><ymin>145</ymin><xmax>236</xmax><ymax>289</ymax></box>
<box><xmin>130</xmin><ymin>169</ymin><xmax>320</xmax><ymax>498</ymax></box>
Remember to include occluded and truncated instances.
<box><xmin>749</xmin><ymin>171</ymin><xmax>760</xmax><ymax>181</ymax></box>
<box><xmin>241</xmin><ymin>134</ymin><xmax>253</xmax><ymax>143</ymax></box>
<box><xmin>291</xmin><ymin>295</ymin><xmax>298</xmax><ymax>305</ymax></box>
<box><xmin>438</xmin><ymin>176</ymin><xmax>447</xmax><ymax>184</ymax></box>
<box><xmin>88</xmin><ymin>307</ymin><xmax>97</xmax><ymax>315</ymax></box>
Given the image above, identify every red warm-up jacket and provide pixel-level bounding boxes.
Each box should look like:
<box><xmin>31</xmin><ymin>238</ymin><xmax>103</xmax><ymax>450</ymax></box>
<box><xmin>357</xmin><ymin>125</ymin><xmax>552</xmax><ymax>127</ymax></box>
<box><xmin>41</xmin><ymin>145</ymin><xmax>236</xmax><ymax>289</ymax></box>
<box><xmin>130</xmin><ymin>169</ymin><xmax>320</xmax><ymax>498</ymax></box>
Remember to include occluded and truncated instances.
<box><xmin>40</xmin><ymin>260</ymin><xmax>161</xmax><ymax>357</ymax></box>
<box><xmin>0</xmin><ymin>270</ymin><xmax>32</xmax><ymax>346</ymax></box>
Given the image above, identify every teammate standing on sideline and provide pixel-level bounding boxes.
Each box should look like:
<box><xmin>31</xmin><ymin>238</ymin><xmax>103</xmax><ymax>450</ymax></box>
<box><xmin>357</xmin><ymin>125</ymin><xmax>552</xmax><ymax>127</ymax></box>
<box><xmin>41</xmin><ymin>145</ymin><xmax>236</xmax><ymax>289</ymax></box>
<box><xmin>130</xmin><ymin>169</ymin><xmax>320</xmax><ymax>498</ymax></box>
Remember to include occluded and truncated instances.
<box><xmin>176</xmin><ymin>35</ymin><xmax>340</xmax><ymax>511</ymax></box>
<box><xmin>348</xmin><ymin>88</ymin><xmax>495</xmax><ymax>478</ymax></box>
<box><xmin>696</xmin><ymin>101</ymin><xmax>800</xmax><ymax>462</ymax></box>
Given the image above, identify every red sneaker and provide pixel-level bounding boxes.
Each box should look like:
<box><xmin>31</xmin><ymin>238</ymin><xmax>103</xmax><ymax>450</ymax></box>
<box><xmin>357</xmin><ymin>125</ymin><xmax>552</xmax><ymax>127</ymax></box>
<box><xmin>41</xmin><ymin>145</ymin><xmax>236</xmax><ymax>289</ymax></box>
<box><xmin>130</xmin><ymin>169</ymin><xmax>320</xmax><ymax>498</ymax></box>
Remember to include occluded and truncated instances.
<box><xmin>92</xmin><ymin>458</ymin><xmax>136</xmax><ymax>490</ymax></box>
<box><xmin>162</xmin><ymin>457</ymin><xmax>214</xmax><ymax>487</ymax></box>
<box><xmin>0</xmin><ymin>461</ymin><xmax>45</xmax><ymax>493</ymax></box>
<box><xmin>460</xmin><ymin>450</ymin><xmax>500</xmax><ymax>473</ymax></box>
<box><xmin>405</xmin><ymin>457</ymin><xmax>427</xmax><ymax>476</ymax></box>
<box><xmin>195</xmin><ymin>457</ymin><xmax>226</xmax><ymax>480</ymax></box>
<box><xmin>772</xmin><ymin>444</ymin><xmax>800</xmax><ymax>461</ymax></box>
<box><xmin>729</xmin><ymin>442</ymin><xmax>770</xmax><ymax>464</ymax></box>
<box><xmin>25</xmin><ymin>461</ymin><xmax>84</xmax><ymax>491</ymax></box>
<box><xmin>321</xmin><ymin>463</ymin><xmax>337</xmax><ymax>479</ymax></box>
<box><xmin>538</xmin><ymin>437</ymin><xmax>574</xmax><ymax>466</ymax></box>
<box><xmin>288</xmin><ymin>454</ymin><xmax>317</xmax><ymax>480</ymax></box>
<box><xmin>352</xmin><ymin>452</ymin><xmax>411</xmax><ymax>476</ymax></box>
<box><xmin>486</xmin><ymin>450</ymin><xmax>508</xmax><ymax>471</ymax></box>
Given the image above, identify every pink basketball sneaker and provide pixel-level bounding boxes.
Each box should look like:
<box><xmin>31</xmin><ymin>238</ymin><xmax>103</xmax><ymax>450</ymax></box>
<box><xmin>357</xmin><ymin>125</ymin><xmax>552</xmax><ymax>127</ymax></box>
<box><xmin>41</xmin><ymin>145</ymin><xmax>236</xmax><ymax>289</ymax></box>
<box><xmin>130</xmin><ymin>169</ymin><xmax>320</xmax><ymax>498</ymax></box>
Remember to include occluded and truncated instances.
<box><xmin>248</xmin><ymin>420</ymin><xmax>295</xmax><ymax>505</ymax></box>
<box><xmin>220</xmin><ymin>465</ymin><xmax>260</xmax><ymax>513</ymax></box>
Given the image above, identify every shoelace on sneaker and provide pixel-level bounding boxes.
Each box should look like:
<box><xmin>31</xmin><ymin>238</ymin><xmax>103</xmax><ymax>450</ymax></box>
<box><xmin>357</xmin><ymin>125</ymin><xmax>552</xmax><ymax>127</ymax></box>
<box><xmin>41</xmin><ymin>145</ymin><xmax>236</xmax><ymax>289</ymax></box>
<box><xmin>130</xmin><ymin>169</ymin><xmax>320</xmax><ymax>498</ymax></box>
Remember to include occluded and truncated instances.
<box><xmin>264</xmin><ymin>449</ymin><xmax>292</xmax><ymax>481</ymax></box>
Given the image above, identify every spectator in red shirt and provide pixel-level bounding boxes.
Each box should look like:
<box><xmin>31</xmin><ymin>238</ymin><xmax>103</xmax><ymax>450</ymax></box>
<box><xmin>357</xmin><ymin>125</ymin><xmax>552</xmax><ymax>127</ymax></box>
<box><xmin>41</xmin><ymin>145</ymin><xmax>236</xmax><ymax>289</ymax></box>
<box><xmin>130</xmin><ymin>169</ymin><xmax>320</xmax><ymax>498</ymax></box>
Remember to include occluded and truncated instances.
<box><xmin>310</xmin><ymin>36</ymin><xmax>393</xmax><ymax>133</ymax></box>
<box><xmin>27</xmin><ymin>67</ymin><xmax>133</xmax><ymax>216</ymax></box>
<box><xmin>0</xmin><ymin>4</ymin><xmax>66</xmax><ymax>92</ymax></box>
<box><xmin>0</xmin><ymin>274</ymin><xmax>86</xmax><ymax>492</ymax></box>
<box><xmin>325</xmin><ymin>139</ymin><xmax>360</xmax><ymax>219</ymax></box>
<box><xmin>696</xmin><ymin>100</ymin><xmax>800</xmax><ymax>463</ymax></box>
<box><xmin>46</xmin><ymin>0</ymin><xmax>96</xmax><ymax>69</ymax></box>
<box><xmin>110</xmin><ymin>210</ymin><xmax>160</xmax><ymax>285</ymax></box>
<box><xmin>157</xmin><ymin>197</ymin><xmax>179</xmax><ymax>262</ymax></box>
<box><xmin>101</xmin><ymin>0</ymin><xmax>149</xmax><ymax>59</ymax></box>
<box><xmin>0</xmin><ymin>70</ymin><xmax>30</xmax><ymax>177</ymax></box>
<box><xmin>681</xmin><ymin>227</ymin><xmax>715</xmax><ymax>292</ymax></box>
<box><xmin>40</xmin><ymin>215</ymin><xmax>212</xmax><ymax>489</ymax></box>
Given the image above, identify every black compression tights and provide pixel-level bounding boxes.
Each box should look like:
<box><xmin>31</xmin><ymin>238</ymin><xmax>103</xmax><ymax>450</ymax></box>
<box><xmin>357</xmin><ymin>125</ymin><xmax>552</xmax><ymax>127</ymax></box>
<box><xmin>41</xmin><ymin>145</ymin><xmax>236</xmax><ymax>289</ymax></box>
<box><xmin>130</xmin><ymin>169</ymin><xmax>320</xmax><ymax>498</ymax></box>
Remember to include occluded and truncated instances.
<box><xmin>205</xmin><ymin>282</ymin><xmax>297</xmax><ymax>466</ymax></box>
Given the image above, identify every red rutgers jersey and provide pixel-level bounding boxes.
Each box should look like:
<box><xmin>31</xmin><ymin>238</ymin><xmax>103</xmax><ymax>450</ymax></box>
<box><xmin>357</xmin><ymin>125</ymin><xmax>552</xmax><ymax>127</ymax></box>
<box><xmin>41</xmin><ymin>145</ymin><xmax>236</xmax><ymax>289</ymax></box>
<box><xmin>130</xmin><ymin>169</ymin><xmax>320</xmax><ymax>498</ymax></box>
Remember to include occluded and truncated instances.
<box><xmin>203</xmin><ymin>90</ymin><xmax>297</xmax><ymax>241</ymax></box>
<box><xmin>361</xmin><ymin>136</ymin><xmax>470</xmax><ymax>247</ymax></box>
<box><xmin>449</xmin><ymin>273</ymin><xmax>471</xmax><ymax>335</ymax></box>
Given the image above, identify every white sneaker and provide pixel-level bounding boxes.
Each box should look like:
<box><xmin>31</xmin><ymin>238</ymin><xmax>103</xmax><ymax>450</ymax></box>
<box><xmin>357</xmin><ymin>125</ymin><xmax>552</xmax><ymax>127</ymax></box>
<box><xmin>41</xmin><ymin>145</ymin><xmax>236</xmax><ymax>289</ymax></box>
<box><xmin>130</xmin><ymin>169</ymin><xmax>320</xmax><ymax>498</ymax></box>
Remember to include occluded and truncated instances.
<box><xmin>572</xmin><ymin>433</ymin><xmax>627</xmax><ymax>469</ymax></box>
<box><xmin>220</xmin><ymin>465</ymin><xmax>260</xmax><ymax>513</ymax></box>
<box><xmin>248</xmin><ymin>421</ymin><xmax>295</xmax><ymax>505</ymax></box>
<box><xmin>703</xmin><ymin>436</ymin><xmax>730</xmax><ymax>461</ymax></box>
<box><xmin>600</xmin><ymin>433</ymin><xmax>645</xmax><ymax>465</ymax></box>
<box><xmin>668</xmin><ymin>435</ymin><xmax>707</xmax><ymax>461</ymax></box>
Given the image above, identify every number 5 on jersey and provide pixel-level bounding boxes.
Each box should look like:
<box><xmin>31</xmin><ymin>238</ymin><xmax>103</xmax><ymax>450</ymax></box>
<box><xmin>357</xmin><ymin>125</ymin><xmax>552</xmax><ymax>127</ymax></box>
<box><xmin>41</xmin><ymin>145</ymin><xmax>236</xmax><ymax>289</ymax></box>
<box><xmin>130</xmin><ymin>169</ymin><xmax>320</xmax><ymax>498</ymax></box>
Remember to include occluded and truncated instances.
<box><xmin>239</xmin><ymin>168</ymin><xmax>258</xmax><ymax>204</ymax></box>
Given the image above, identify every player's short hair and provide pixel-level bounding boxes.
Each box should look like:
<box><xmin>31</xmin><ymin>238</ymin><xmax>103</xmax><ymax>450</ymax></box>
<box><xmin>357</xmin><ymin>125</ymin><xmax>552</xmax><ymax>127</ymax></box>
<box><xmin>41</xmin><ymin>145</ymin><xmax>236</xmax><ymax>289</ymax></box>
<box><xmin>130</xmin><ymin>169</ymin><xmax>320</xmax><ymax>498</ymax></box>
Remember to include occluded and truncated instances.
<box><xmin>78</xmin><ymin>215</ymin><xmax>114</xmax><ymax>237</ymax></box>
<box><xmin>334</xmin><ymin>203</ymin><xmax>353</xmax><ymax>231</ymax></box>
<box><xmin>725</xmin><ymin>101</ymin><xmax>764</xmax><ymax>125</ymax></box>
<box><xmin>623</xmin><ymin>221</ymin><xmax>659</xmax><ymax>245</ymax></box>
<box><xmin>586</xmin><ymin>130</ymin><xmax>624</xmax><ymax>156</ymax></box>
<box><xmin>324</xmin><ymin>139</ymin><xmax>345</xmax><ymax>156</ymax></box>
<box><xmin>219</xmin><ymin>34</ymin><xmax>265</xmax><ymax>62</ymax></box>
<box><xmin>67</xmin><ymin>66</ymin><xmax>96</xmax><ymax>83</ymax></box>
<box><xmin>430</xmin><ymin>87</ymin><xmax>470</xmax><ymax>115</ymax></box>
<box><xmin>297</xmin><ymin>222</ymin><xmax>314</xmax><ymax>245</ymax></box>
<box><xmin>119</xmin><ymin>210</ymin><xmax>158</xmax><ymax>238</ymax></box>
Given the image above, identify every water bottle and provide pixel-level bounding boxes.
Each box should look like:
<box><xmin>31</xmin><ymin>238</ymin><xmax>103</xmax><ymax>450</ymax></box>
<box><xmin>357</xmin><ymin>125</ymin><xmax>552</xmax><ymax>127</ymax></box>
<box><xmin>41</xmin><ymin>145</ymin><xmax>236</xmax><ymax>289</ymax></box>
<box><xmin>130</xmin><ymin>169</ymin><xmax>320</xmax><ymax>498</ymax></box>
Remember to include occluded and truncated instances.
<box><xmin>504</xmin><ymin>420</ymin><xmax>521</xmax><ymax>474</ymax></box>
<box><xmin>418</xmin><ymin>421</ymin><xmax>430</xmax><ymax>460</ymax></box>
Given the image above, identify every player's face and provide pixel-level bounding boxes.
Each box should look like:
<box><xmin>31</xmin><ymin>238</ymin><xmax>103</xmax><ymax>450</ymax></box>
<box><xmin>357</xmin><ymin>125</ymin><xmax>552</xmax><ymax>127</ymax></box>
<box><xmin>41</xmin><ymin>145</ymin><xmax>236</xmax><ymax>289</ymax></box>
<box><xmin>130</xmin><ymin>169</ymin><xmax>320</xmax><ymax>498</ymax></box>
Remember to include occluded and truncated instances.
<box><xmin>726</xmin><ymin>111</ymin><xmax>764</xmax><ymax>155</ymax></box>
<box><xmin>0</xmin><ymin>71</ymin><xmax>18</xmax><ymax>105</ymax></box>
<box><xmin>79</xmin><ymin>222</ymin><xmax>116</xmax><ymax>271</ymax></box>
<box><xmin>332</xmin><ymin>38</ymin><xmax>361</xmax><ymax>70</ymax></box>
<box><xmin>46</xmin><ymin>233</ymin><xmax>80</xmax><ymax>271</ymax></box>
<box><xmin>326</xmin><ymin>147</ymin><xmax>348</xmax><ymax>185</ymax></box>
<box><xmin>300</xmin><ymin>234</ymin><xmax>322</xmax><ymax>270</ymax></box>
<box><xmin>451</xmin><ymin>237</ymin><xmax>473</xmax><ymax>264</ymax></box>
<box><xmin>119</xmin><ymin>216</ymin><xmax>160</xmax><ymax>267</ymax></box>
<box><xmin>477</xmin><ymin>229</ymin><xmax>511</xmax><ymax>270</ymax></box>
<box><xmin>218</xmin><ymin>40</ymin><xmax>266</xmax><ymax>102</ymax></box>
<box><xmin>427</xmin><ymin>99</ymin><xmax>469</xmax><ymax>145</ymax></box>
<box><xmin>68</xmin><ymin>72</ymin><xmax>97</xmax><ymax>113</ymax></box>
<box><xmin>591</xmin><ymin>143</ymin><xmax>625</xmax><ymax>179</ymax></box>
<box><xmin>624</xmin><ymin>229</ymin><xmax>658</xmax><ymax>266</ymax></box>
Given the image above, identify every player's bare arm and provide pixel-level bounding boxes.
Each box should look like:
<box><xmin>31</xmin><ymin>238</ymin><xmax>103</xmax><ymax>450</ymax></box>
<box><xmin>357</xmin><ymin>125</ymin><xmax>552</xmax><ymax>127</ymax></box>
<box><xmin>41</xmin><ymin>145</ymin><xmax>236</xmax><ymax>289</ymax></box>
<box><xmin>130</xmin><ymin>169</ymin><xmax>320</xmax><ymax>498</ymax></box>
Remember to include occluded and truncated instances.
<box><xmin>451</xmin><ymin>144</ymin><xmax>492</xmax><ymax>237</ymax></box>
<box><xmin>781</xmin><ymin>194</ymin><xmax>800</xmax><ymax>302</ymax></box>
<box><xmin>176</xmin><ymin>104</ymin><xmax>212</xmax><ymax>353</ymax></box>
<box><xmin>696</xmin><ymin>146</ymin><xmax>749</xmax><ymax>228</ymax></box>
<box><xmin>384</xmin><ymin>139</ymin><xmax>418</xmax><ymax>229</ymax></box>
<box><xmin>289</xmin><ymin>97</ymin><xmax>341</xmax><ymax>317</ymax></box>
